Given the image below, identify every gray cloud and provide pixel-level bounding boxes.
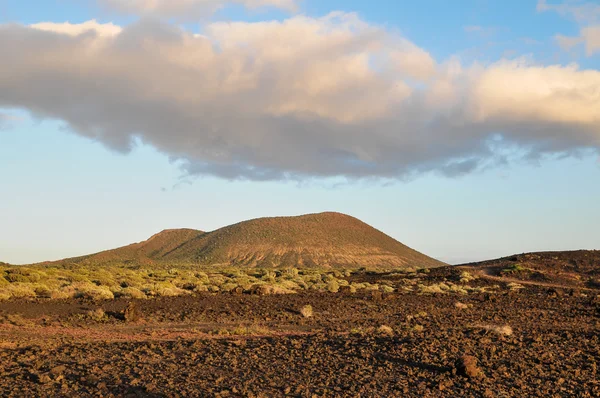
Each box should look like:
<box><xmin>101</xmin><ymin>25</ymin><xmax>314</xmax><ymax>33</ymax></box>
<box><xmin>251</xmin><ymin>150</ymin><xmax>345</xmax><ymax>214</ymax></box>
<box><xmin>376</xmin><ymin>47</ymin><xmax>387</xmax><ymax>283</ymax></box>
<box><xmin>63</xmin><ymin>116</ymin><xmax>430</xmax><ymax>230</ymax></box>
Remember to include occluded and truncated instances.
<box><xmin>0</xmin><ymin>15</ymin><xmax>599</xmax><ymax>181</ymax></box>
<box><xmin>97</xmin><ymin>0</ymin><xmax>298</xmax><ymax>20</ymax></box>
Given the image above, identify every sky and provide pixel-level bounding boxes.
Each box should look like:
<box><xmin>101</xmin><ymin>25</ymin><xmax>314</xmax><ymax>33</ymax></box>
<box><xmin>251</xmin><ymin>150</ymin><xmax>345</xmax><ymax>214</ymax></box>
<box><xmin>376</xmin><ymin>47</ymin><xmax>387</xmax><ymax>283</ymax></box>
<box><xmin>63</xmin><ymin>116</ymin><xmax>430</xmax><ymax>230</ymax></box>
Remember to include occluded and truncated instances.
<box><xmin>0</xmin><ymin>0</ymin><xmax>599</xmax><ymax>265</ymax></box>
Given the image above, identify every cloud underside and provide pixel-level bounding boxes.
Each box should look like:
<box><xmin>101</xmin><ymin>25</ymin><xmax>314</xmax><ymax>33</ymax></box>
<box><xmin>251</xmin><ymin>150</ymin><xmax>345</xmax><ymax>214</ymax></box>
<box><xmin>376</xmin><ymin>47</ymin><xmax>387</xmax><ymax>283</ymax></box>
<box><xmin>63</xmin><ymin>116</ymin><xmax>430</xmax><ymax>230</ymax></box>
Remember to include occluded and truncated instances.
<box><xmin>98</xmin><ymin>0</ymin><xmax>298</xmax><ymax>18</ymax></box>
<box><xmin>1</xmin><ymin>14</ymin><xmax>600</xmax><ymax>180</ymax></box>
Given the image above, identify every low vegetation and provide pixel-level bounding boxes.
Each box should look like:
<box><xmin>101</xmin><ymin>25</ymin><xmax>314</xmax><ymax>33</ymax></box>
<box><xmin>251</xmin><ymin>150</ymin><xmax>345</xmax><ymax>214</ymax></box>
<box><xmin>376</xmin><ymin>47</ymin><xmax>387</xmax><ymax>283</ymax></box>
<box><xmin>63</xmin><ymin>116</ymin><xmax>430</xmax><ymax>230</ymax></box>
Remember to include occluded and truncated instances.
<box><xmin>0</xmin><ymin>262</ymin><xmax>498</xmax><ymax>302</ymax></box>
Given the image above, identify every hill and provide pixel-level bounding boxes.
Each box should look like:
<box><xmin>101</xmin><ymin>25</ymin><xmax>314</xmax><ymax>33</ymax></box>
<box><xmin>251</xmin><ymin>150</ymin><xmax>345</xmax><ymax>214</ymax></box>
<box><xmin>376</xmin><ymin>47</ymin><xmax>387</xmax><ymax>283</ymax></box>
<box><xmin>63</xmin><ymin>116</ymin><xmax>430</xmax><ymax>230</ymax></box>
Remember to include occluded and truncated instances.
<box><xmin>48</xmin><ymin>212</ymin><xmax>445</xmax><ymax>269</ymax></box>
<box><xmin>458</xmin><ymin>250</ymin><xmax>600</xmax><ymax>290</ymax></box>
<box><xmin>54</xmin><ymin>228</ymin><xmax>204</xmax><ymax>266</ymax></box>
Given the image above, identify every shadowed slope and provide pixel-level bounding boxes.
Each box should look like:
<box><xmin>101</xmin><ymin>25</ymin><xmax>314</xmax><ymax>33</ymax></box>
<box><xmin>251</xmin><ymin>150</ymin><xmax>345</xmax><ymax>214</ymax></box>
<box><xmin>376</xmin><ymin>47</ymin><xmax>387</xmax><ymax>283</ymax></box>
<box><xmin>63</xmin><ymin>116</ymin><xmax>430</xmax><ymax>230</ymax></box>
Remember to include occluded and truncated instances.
<box><xmin>48</xmin><ymin>213</ymin><xmax>445</xmax><ymax>268</ymax></box>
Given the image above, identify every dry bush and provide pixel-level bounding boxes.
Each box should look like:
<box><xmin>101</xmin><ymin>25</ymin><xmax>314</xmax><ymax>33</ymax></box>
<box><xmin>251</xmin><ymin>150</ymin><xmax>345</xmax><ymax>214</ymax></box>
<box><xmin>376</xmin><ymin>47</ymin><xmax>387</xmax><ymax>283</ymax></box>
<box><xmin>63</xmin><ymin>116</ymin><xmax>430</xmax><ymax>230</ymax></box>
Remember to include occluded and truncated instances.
<box><xmin>73</xmin><ymin>283</ymin><xmax>115</xmax><ymax>301</ymax></box>
<box><xmin>86</xmin><ymin>308</ymin><xmax>107</xmax><ymax>322</ymax></box>
<box><xmin>327</xmin><ymin>280</ymin><xmax>340</xmax><ymax>293</ymax></box>
<box><xmin>417</xmin><ymin>284</ymin><xmax>445</xmax><ymax>294</ymax></box>
<box><xmin>474</xmin><ymin>324</ymin><xmax>513</xmax><ymax>336</ymax></box>
<box><xmin>115</xmin><ymin>287</ymin><xmax>147</xmax><ymax>299</ymax></box>
<box><xmin>380</xmin><ymin>285</ymin><xmax>395</xmax><ymax>293</ymax></box>
<box><xmin>454</xmin><ymin>302</ymin><xmax>472</xmax><ymax>309</ymax></box>
<box><xmin>378</xmin><ymin>325</ymin><xmax>394</xmax><ymax>336</ymax></box>
<box><xmin>300</xmin><ymin>305</ymin><xmax>313</xmax><ymax>318</ymax></box>
<box><xmin>507</xmin><ymin>282</ymin><xmax>525</xmax><ymax>291</ymax></box>
<box><xmin>459</xmin><ymin>271</ymin><xmax>477</xmax><ymax>283</ymax></box>
<box><xmin>251</xmin><ymin>284</ymin><xmax>296</xmax><ymax>295</ymax></box>
<box><xmin>1</xmin><ymin>314</ymin><xmax>33</xmax><ymax>326</ymax></box>
<box><xmin>0</xmin><ymin>284</ymin><xmax>37</xmax><ymax>300</ymax></box>
<box><xmin>193</xmin><ymin>284</ymin><xmax>210</xmax><ymax>293</ymax></box>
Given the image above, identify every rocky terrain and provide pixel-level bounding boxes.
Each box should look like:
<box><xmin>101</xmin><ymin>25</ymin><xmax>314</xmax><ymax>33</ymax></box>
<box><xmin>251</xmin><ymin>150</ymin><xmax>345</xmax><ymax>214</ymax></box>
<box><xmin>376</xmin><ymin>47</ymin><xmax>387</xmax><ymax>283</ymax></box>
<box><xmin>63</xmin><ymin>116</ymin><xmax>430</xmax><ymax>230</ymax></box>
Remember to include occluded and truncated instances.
<box><xmin>0</xmin><ymin>259</ymin><xmax>599</xmax><ymax>397</ymax></box>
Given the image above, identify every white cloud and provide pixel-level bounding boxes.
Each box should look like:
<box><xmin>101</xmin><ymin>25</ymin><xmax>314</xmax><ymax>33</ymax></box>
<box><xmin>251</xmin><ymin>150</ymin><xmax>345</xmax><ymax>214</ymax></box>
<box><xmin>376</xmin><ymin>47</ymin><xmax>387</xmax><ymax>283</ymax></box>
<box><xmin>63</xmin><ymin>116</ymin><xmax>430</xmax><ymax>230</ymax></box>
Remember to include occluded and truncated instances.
<box><xmin>98</xmin><ymin>0</ymin><xmax>298</xmax><ymax>19</ymax></box>
<box><xmin>0</xmin><ymin>16</ymin><xmax>599</xmax><ymax>180</ymax></box>
<box><xmin>471</xmin><ymin>61</ymin><xmax>600</xmax><ymax>126</ymax></box>
<box><xmin>31</xmin><ymin>20</ymin><xmax>122</xmax><ymax>37</ymax></box>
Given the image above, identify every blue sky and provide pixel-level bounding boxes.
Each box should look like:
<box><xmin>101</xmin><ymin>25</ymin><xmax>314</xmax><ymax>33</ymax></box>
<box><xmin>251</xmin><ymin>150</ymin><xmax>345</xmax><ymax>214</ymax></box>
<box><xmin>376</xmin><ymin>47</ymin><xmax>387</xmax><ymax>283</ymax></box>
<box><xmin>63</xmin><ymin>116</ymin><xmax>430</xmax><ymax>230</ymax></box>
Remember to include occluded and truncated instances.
<box><xmin>1</xmin><ymin>0</ymin><xmax>599</xmax><ymax>264</ymax></box>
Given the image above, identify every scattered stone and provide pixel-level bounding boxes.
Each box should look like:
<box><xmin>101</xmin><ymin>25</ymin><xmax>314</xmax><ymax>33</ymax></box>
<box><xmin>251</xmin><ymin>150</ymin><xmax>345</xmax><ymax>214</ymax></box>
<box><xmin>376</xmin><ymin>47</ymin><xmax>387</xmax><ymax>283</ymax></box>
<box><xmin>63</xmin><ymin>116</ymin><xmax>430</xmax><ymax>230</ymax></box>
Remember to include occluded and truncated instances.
<box><xmin>371</xmin><ymin>291</ymin><xmax>383</xmax><ymax>301</ymax></box>
<box><xmin>124</xmin><ymin>302</ymin><xmax>140</xmax><ymax>322</ymax></box>
<box><xmin>455</xmin><ymin>355</ymin><xmax>484</xmax><ymax>379</ymax></box>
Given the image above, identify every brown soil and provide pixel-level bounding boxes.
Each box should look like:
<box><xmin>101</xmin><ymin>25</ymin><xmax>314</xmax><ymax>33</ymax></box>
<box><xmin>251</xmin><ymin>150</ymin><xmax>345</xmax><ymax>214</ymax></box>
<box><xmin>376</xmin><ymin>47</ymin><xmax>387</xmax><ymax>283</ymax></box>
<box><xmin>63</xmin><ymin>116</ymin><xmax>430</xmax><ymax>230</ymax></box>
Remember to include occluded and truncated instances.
<box><xmin>1</xmin><ymin>270</ymin><xmax>599</xmax><ymax>397</ymax></box>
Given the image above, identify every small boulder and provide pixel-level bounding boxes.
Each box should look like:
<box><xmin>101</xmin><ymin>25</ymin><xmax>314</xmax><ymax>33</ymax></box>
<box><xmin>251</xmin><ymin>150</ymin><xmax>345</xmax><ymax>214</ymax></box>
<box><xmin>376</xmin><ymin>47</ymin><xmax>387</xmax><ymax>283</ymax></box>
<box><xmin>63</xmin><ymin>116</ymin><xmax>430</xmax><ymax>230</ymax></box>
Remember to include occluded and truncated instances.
<box><xmin>371</xmin><ymin>290</ymin><xmax>383</xmax><ymax>302</ymax></box>
<box><xmin>124</xmin><ymin>302</ymin><xmax>140</xmax><ymax>322</ymax></box>
<box><xmin>455</xmin><ymin>355</ymin><xmax>484</xmax><ymax>379</ymax></box>
<box><xmin>231</xmin><ymin>286</ymin><xmax>244</xmax><ymax>295</ymax></box>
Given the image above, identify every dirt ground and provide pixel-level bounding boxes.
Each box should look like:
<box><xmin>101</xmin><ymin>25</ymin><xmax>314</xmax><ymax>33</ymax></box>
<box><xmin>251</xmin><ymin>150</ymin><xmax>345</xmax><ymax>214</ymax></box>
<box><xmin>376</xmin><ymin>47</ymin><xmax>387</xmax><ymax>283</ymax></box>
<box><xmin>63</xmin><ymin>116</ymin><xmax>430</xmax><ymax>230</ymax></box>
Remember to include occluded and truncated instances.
<box><xmin>0</xmin><ymin>266</ymin><xmax>599</xmax><ymax>397</ymax></box>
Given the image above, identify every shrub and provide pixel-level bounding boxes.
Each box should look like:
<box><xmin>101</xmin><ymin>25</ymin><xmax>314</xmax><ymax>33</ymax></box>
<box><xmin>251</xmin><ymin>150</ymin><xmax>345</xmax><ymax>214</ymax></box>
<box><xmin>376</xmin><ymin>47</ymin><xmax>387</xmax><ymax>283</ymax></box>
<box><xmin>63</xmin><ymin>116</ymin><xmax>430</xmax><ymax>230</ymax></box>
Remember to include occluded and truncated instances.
<box><xmin>502</xmin><ymin>264</ymin><xmax>525</xmax><ymax>274</ymax></box>
<box><xmin>476</xmin><ymin>324</ymin><xmax>513</xmax><ymax>336</ymax></box>
<box><xmin>459</xmin><ymin>271</ymin><xmax>477</xmax><ymax>283</ymax></box>
<box><xmin>116</xmin><ymin>287</ymin><xmax>147</xmax><ymax>299</ymax></box>
<box><xmin>326</xmin><ymin>280</ymin><xmax>340</xmax><ymax>293</ymax></box>
<box><xmin>34</xmin><ymin>286</ymin><xmax>53</xmax><ymax>298</ymax></box>
<box><xmin>5</xmin><ymin>284</ymin><xmax>37</xmax><ymax>299</ymax></box>
<box><xmin>193</xmin><ymin>285</ymin><xmax>210</xmax><ymax>293</ymax></box>
<box><xmin>507</xmin><ymin>282</ymin><xmax>525</xmax><ymax>290</ymax></box>
<box><xmin>381</xmin><ymin>285</ymin><xmax>395</xmax><ymax>293</ymax></box>
<box><xmin>418</xmin><ymin>284</ymin><xmax>445</xmax><ymax>294</ymax></box>
<box><xmin>86</xmin><ymin>308</ymin><xmax>107</xmax><ymax>322</ymax></box>
<box><xmin>73</xmin><ymin>283</ymin><xmax>115</xmax><ymax>301</ymax></box>
<box><xmin>283</xmin><ymin>268</ymin><xmax>299</xmax><ymax>278</ymax></box>
<box><xmin>378</xmin><ymin>325</ymin><xmax>394</xmax><ymax>336</ymax></box>
<box><xmin>300</xmin><ymin>305</ymin><xmax>313</xmax><ymax>318</ymax></box>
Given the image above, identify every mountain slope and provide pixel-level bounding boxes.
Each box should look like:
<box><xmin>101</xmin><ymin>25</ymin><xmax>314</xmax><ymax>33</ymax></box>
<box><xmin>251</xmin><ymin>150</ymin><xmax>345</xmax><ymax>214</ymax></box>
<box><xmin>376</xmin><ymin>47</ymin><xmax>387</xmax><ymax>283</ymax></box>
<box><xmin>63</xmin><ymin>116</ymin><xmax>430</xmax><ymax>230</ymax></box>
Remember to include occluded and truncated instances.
<box><xmin>59</xmin><ymin>228</ymin><xmax>204</xmax><ymax>266</ymax></box>
<box><xmin>50</xmin><ymin>212</ymin><xmax>445</xmax><ymax>268</ymax></box>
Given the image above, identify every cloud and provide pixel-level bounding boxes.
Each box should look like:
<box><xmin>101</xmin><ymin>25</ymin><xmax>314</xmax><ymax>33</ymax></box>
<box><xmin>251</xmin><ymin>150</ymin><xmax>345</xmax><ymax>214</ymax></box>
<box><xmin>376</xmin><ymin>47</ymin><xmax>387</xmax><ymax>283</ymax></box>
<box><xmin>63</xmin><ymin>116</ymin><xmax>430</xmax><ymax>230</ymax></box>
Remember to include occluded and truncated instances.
<box><xmin>0</xmin><ymin>15</ymin><xmax>599</xmax><ymax>181</ymax></box>
<box><xmin>464</xmin><ymin>25</ymin><xmax>483</xmax><ymax>33</ymax></box>
<box><xmin>557</xmin><ymin>26</ymin><xmax>600</xmax><ymax>56</ymax></box>
<box><xmin>98</xmin><ymin>0</ymin><xmax>298</xmax><ymax>19</ymax></box>
<box><xmin>581</xmin><ymin>25</ymin><xmax>600</xmax><ymax>55</ymax></box>
<box><xmin>539</xmin><ymin>1</ymin><xmax>600</xmax><ymax>56</ymax></box>
<box><xmin>463</xmin><ymin>25</ymin><xmax>499</xmax><ymax>38</ymax></box>
<box><xmin>555</xmin><ymin>33</ymin><xmax>583</xmax><ymax>52</ymax></box>
<box><xmin>30</xmin><ymin>20</ymin><xmax>122</xmax><ymax>37</ymax></box>
<box><xmin>537</xmin><ymin>0</ymin><xmax>600</xmax><ymax>24</ymax></box>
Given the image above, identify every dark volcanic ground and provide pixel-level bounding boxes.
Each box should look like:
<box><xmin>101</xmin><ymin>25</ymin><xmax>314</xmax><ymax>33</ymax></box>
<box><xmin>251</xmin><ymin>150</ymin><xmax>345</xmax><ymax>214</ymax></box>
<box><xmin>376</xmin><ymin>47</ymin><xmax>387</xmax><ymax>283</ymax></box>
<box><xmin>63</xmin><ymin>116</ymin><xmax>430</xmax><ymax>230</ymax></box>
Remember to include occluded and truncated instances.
<box><xmin>0</xmin><ymin>267</ymin><xmax>599</xmax><ymax>397</ymax></box>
